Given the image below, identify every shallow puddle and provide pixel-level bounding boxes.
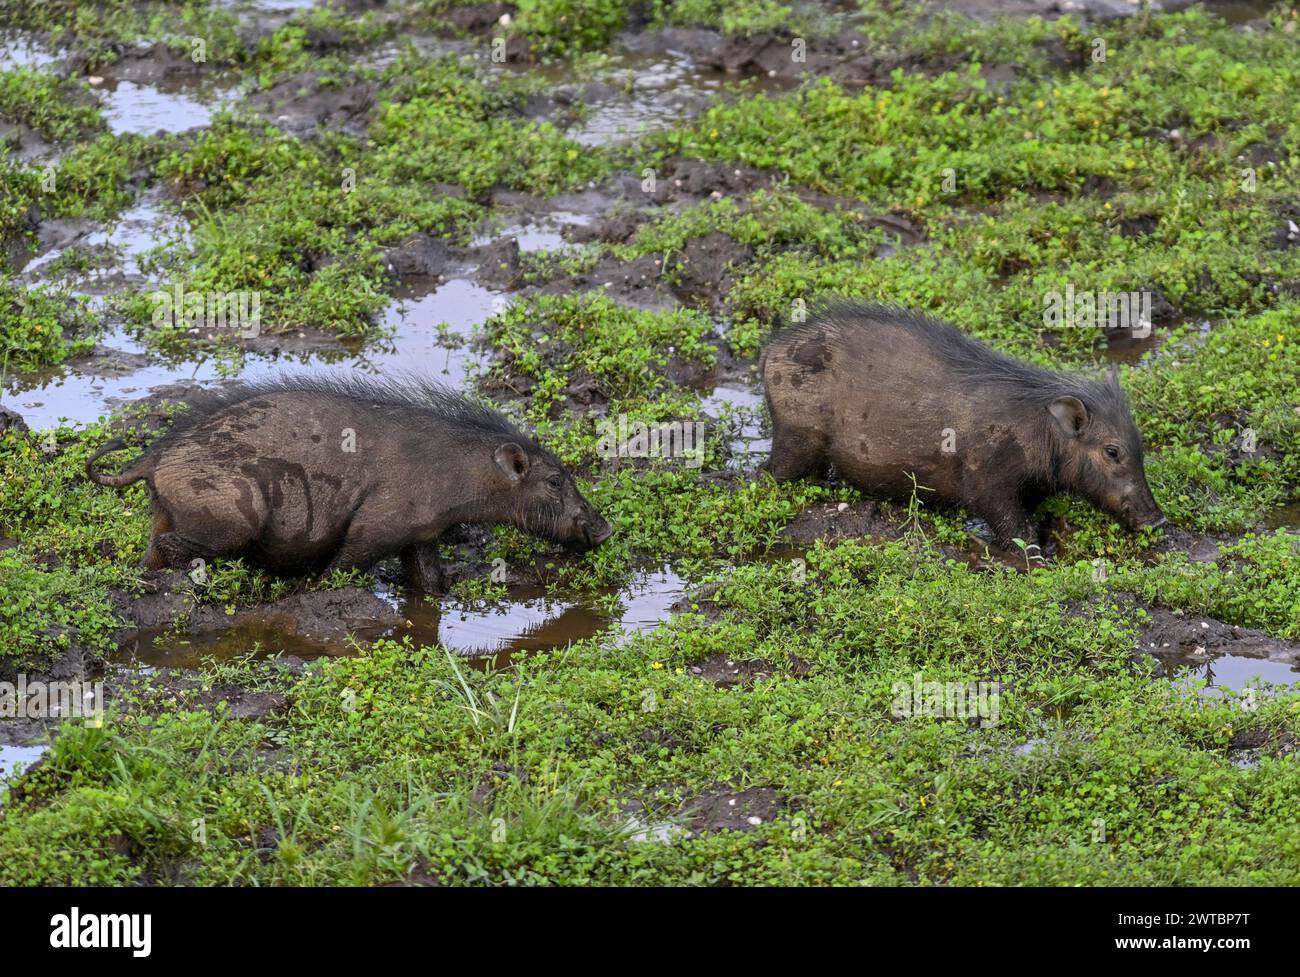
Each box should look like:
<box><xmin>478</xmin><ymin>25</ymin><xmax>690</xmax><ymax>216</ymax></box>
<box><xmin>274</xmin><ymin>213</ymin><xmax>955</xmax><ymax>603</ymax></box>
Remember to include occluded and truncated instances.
<box><xmin>472</xmin><ymin>211</ymin><xmax>592</xmax><ymax>252</ymax></box>
<box><xmin>1162</xmin><ymin>653</ymin><xmax>1300</xmax><ymax>692</ymax></box>
<box><xmin>20</xmin><ymin>188</ymin><xmax>187</xmax><ymax>288</ymax></box>
<box><xmin>700</xmin><ymin>382</ymin><xmax>769</xmax><ymax>460</ymax></box>
<box><xmin>219</xmin><ymin>0</ymin><xmax>319</xmax><ymax>10</ymax></box>
<box><xmin>1203</xmin><ymin>0</ymin><xmax>1276</xmax><ymax>24</ymax></box>
<box><xmin>372</xmin><ymin>277</ymin><xmax>503</xmax><ymax>386</ymax></box>
<box><xmin>565</xmin><ymin>55</ymin><xmax>731</xmax><ymax>147</ymax></box>
<box><xmin>0</xmin><ymin>743</ymin><xmax>48</xmax><ymax>784</ymax></box>
<box><xmin>0</xmin><ymin>30</ymin><xmax>60</xmax><ymax>68</ymax></box>
<box><xmin>98</xmin><ymin>79</ymin><xmax>233</xmax><ymax>136</ymax></box>
<box><xmin>116</xmin><ymin>567</ymin><xmax>687</xmax><ymax>670</ymax></box>
<box><xmin>512</xmin><ymin>51</ymin><xmax>787</xmax><ymax>148</ymax></box>
<box><xmin>5</xmin><ymin>277</ymin><xmax>501</xmax><ymax>430</ymax></box>
<box><xmin>1263</xmin><ymin>501</ymin><xmax>1300</xmax><ymax>531</ymax></box>
<box><xmin>1093</xmin><ymin>326</ymin><xmax>1161</xmax><ymax>364</ymax></box>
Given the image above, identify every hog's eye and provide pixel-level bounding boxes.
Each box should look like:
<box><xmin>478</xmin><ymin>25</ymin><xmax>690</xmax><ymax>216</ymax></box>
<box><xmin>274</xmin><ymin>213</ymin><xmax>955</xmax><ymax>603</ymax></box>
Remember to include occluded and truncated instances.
<box><xmin>547</xmin><ymin>474</ymin><xmax>563</xmax><ymax>490</ymax></box>
<box><xmin>1105</xmin><ymin>445</ymin><xmax>1121</xmax><ymax>462</ymax></box>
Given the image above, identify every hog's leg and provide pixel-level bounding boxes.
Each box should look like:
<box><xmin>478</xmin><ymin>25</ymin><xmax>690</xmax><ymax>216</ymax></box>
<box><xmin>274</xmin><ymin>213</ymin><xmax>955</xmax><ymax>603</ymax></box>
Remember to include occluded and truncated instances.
<box><xmin>142</xmin><ymin>544</ymin><xmax>167</xmax><ymax>571</ymax></box>
<box><xmin>151</xmin><ymin>531</ymin><xmax>220</xmax><ymax>569</ymax></box>
<box><xmin>768</xmin><ymin>425</ymin><xmax>825</xmax><ymax>481</ymax></box>
<box><xmin>142</xmin><ymin>499</ymin><xmax>176</xmax><ymax>570</ymax></box>
<box><xmin>323</xmin><ymin>509</ymin><xmax>401</xmax><ymax>577</ymax></box>
<box><xmin>401</xmin><ymin>542</ymin><xmax>444</xmax><ymax>594</ymax></box>
<box><xmin>1018</xmin><ymin>485</ymin><xmax>1057</xmax><ymax>555</ymax></box>
<box><xmin>977</xmin><ymin>498</ymin><xmax>1047</xmax><ymax>566</ymax></box>
<box><xmin>152</xmin><ymin>473</ymin><xmax>266</xmax><ymax>568</ymax></box>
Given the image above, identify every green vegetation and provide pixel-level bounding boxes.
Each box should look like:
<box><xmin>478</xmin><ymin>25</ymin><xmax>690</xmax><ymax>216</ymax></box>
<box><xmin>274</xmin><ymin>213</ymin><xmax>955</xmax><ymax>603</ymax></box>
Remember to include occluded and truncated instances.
<box><xmin>5</xmin><ymin>537</ymin><xmax>1300</xmax><ymax>885</ymax></box>
<box><xmin>2</xmin><ymin>2</ymin><xmax>1299</xmax><ymax>886</ymax></box>
<box><xmin>0</xmin><ymin>68</ymin><xmax>102</xmax><ymax>142</ymax></box>
<box><xmin>1</xmin><ymin>277</ymin><xmax>96</xmax><ymax>372</ymax></box>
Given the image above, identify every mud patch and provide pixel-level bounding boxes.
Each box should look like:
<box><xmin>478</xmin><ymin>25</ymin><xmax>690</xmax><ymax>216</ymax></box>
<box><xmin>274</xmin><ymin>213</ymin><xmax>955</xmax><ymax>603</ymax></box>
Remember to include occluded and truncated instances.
<box><xmin>538</xmin><ymin>51</ymin><xmax>770</xmax><ymax>146</ymax></box>
<box><xmin>244</xmin><ymin>71</ymin><xmax>376</xmax><ymax>138</ymax></box>
<box><xmin>116</xmin><ymin>574</ymin><xmax>404</xmax><ymax>652</ymax></box>
<box><xmin>782</xmin><ymin>499</ymin><xmax>902</xmax><ymax>545</ymax></box>
<box><xmin>529</xmin><ymin>252</ymin><xmax>677</xmax><ymax>311</ymax></box>
<box><xmin>687</xmin><ymin>653</ymin><xmax>800</xmax><ymax>688</ymax></box>
<box><xmin>19</xmin><ymin>187</ymin><xmax>187</xmax><ymax>290</ymax></box>
<box><xmin>1226</xmin><ymin>726</ymin><xmax>1299</xmax><ymax>768</ymax></box>
<box><xmin>664</xmin><ymin>231</ymin><xmax>754</xmax><ymax>307</ymax></box>
<box><xmin>1263</xmin><ymin>501</ymin><xmax>1300</xmax><ymax>531</ymax></box>
<box><xmin>1141</xmin><ymin>525</ymin><xmax>1229</xmax><ymax>564</ymax></box>
<box><xmin>680</xmin><ymin>786</ymin><xmax>783</xmax><ymax>834</ymax></box>
<box><xmin>647</xmin><ymin>157</ymin><xmax>787</xmax><ymax>207</ymax></box>
<box><xmin>114</xmin><ymin>666</ymin><xmax>291</xmax><ymax>720</ymax></box>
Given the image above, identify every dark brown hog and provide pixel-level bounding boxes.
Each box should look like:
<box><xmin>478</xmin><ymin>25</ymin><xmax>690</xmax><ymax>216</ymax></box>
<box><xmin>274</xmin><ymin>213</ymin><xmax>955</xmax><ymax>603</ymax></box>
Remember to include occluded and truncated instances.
<box><xmin>86</xmin><ymin>374</ymin><xmax>613</xmax><ymax>591</ymax></box>
<box><xmin>761</xmin><ymin>303</ymin><xmax>1165</xmax><ymax>552</ymax></box>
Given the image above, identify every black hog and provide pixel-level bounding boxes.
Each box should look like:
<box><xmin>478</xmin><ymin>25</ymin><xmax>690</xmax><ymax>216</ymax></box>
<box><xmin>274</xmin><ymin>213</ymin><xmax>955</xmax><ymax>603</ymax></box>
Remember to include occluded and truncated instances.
<box><xmin>761</xmin><ymin>303</ymin><xmax>1165</xmax><ymax>551</ymax></box>
<box><xmin>87</xmin><ymin>374</ymin><xmax>612</xmax><ymax>591</ymax></box>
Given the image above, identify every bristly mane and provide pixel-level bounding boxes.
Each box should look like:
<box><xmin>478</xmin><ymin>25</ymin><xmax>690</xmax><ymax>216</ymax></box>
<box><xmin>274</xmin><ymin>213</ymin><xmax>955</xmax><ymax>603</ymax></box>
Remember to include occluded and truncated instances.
<box><xmin>779</xmin><ymin>299</ymin><xmax>1134</xmax><ymax>421</ymax></box>
<box><xmin>147</xmin><ymin>371</ymin><xmax>536</xmax><ymax>450</ymax></box>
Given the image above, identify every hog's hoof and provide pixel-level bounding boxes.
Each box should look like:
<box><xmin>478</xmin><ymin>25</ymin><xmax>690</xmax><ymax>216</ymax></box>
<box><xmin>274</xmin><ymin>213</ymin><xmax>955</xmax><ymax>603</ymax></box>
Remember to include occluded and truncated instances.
<box><xmin>401</xmin><ymin>545</ymin><xmax>444</xmax><ymax>595</ymax></box>
<box><xmin>405</xmin><ymin>575</ymin><xmax>444</xmax><ymax>597</ymax></box>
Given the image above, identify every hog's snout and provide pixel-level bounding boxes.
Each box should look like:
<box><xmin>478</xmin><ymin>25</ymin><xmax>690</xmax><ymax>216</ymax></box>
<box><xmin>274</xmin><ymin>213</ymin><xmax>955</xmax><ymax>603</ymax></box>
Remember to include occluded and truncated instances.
<box><xmin>568</xmin><ymin>513</ymin><xmax>613</xmax><ymax>552</ymax></box>
<box><xmin>1121</xmin><ymin>502</ymin><xmax>1166</xmax><ymax>532</ymax></box>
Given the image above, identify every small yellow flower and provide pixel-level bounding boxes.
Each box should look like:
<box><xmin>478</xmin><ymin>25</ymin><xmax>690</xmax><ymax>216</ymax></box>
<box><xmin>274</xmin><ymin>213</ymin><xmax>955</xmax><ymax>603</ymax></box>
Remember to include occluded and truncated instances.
<box><xmin>709</xmin><ymin>128</ymin><xmax>719</xmax><ymax>140</ymax></box>
<box><xmin>651</xmin><ymin>661</ymin><xmax>664</xmax><ymax>670</ymax></box>
<box><xmin>1276</xmin><ymin>334</ymin><xmax>1285</xmax><ymax>343</ymax></box>
<box><xmin>1103</xmin><ymin>202</ymin><xmax>1111</xmax><ymax>209</ymax></box>
<box><xmin>1035</xmin><ymin>99</ymin><xmax>1046</xmax><ymax>109</ymax></box>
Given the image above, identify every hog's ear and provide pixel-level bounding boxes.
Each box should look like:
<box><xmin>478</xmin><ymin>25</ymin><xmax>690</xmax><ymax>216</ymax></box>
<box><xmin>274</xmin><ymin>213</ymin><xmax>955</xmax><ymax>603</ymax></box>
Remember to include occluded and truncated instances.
<box><xmin>494</xmin><ymin>442</ymin><xmax>530</xmax><ymax>482</ymax></box>
<box><xmin>1048</xmin><ymin>396</ymin><xmax>1090</xmax><ymax>437</ymax></box>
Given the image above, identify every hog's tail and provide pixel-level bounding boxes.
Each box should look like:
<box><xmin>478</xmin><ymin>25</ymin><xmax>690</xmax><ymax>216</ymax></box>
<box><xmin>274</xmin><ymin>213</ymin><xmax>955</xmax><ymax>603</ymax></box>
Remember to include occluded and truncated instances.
<box><xmin>86</xmin><ymin>439</ymin><xmax>149</xmax><ymax>488</ymax></box>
